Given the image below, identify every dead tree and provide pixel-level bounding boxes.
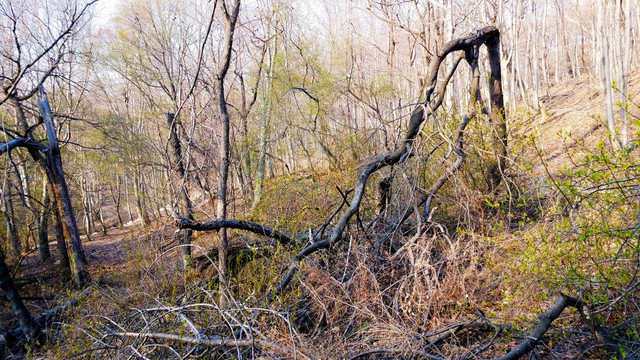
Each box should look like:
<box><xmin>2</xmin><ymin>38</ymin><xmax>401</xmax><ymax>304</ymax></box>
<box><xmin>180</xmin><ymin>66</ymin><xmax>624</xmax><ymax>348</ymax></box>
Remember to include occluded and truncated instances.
<box><xmin>37</xmin><ymin>86</ymin><xmax>90</xmax><ymax>288</ymax></box>
<box><xmin>3</xmin><ymin>95</ymin><xmax>74</xmax><ymax>282</ymax></box>
<box><xmin>271</xmin><ymin>26</ymin><xmax>506</xmax><ymax>299</ymax></box>
<box><xmin>175</xmin><ymin>26</ymin><xmax>506</xmax><ymax>302</ymax></box>
<box><xmin>214</xmin><ymin>0</ymin><xmax>240</xmax><ymax>306</ymax></box>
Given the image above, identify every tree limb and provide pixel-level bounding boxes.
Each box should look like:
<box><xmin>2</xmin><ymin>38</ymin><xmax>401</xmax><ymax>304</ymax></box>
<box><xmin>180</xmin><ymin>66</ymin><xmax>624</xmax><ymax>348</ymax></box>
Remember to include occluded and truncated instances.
<box><xmin>173</xmin><ymin>212</ymin><xmax>294</xmax><ymax>246</ymax></box>
<box><xmin>492</xmin><ymin>294</ymin><xmax>611</xmax><ymax>360</ymax></box>
<box><xmin>0</xmin><ymin>138</ymin><xmax>48</xmax><ymax>156</ymax></box>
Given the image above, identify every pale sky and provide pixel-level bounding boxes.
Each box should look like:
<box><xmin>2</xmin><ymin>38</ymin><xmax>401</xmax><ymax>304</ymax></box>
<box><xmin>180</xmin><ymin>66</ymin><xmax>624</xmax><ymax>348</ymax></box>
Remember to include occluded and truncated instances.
<box><xmin>94</xmin><ymin>0</ymin><xmax>121</xmax><ymax>25</ymax></box>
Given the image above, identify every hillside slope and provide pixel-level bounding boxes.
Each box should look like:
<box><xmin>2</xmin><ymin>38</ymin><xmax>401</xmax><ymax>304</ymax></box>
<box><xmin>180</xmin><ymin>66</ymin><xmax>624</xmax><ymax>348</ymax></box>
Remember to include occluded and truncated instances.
<box><xmin>2</xmin><ymin>72</ymin><xmax>639</xmax><ymax>360</ymax></box>
<box><xmin>519</xmin><ymin>70</ymin><xmax>640</xmax><ymax>175</ymax></box>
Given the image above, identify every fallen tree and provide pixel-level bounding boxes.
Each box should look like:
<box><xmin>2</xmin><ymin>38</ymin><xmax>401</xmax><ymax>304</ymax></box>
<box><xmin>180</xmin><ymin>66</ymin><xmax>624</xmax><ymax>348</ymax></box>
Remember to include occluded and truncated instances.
<box><xmin>174</xmin><ymin>26</ymin><xmax>506</xmax><ymax>300</ymax></box>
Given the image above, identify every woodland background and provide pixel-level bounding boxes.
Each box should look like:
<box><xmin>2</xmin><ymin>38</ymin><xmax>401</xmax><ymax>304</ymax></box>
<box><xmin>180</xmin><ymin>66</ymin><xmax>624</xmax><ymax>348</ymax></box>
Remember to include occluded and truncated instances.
<box><xmin>0</xmin><ymin>0</ymin><xmax>639</xmax><ymax>358</ymax></box>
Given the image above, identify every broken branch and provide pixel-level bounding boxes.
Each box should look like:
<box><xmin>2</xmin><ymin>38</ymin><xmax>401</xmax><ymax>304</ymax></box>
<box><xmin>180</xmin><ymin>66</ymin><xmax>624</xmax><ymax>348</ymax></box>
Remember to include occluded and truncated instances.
<box><xmin>173</xmin><ymin>212</ymin><xmax>294</xmax><ymax>245</ymax></box>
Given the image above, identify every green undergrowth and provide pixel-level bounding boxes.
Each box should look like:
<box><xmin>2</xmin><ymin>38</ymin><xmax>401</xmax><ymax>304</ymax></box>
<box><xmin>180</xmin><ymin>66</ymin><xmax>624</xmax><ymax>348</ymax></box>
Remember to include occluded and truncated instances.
<box><xmin>497</xmin><ymin>128</ymin><xmax>640</xmax><ymax>341</ymax></box>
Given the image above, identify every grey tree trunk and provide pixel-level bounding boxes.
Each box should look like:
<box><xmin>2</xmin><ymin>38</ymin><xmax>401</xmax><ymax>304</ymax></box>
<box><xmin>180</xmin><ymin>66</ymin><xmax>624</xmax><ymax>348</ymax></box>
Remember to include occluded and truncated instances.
<box><xmin>251</xmin><ymin>42</ymin><xmax>276</xmax><ymax>212</ymax></box>
<box><xmin>618</xmin><ymin>0</ymin><xmax>631</xmax><ymax>147</ymax></box>
<box><xmin>598</xmin><ymin>0</ymin><xmax>619</xmax><ymax>150</ymax></box>
<box><xmin>38</xmin><ymin>87</ymin><xmax>90</xmax><ymax>288</ymax></box>
<box><xmin>215</xmin><ymin>0</ymin><xmax>240</xmax><ymax>307</ymax></box>
<box><xmin>82</xmin><ymin>178</ymin><xmax>93</xmax><ymax>242</ymax></box>
<box><xmin>133</xmin><ymin>169</ymin><xmax>149</xmax><ymax>226</ymax></box>
<box><xmin>124</xmin><ymin>175</ymin><xmax>134</xmax><ymax>223</ymax></box>
<box><xmin>111</xmin><ymin>179</ymin><xmax>124</xmax><ymax>227</ymax></box>
<box><xmin>167</xmin><ymin>112</ymin><xmax>194</xmax><ymax>268</ymax></box>
<box><xmin>2</xmin><ymin>183</ymin><xmax>20</xmax><ymax>257</ymax></box>
<box><xmin>18</xmin><ymin>160</ymin><xmax>38</xmax><ymax>250</ymax></box>
<box><xmin>38</xmin><ymin>177</ymin><xmax>51</xmax><ymax>262</ymax></box>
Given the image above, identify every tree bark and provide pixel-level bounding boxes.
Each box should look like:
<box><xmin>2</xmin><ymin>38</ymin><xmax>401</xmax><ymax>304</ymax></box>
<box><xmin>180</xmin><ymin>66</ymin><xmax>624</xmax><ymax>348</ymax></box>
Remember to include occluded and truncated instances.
<box><xmin>167</xmin><ymin>112</ymin><xmax>194</xmax><ymax>268</ymax></box>
<box><xmin>251</xmin><ymin>43</ymin><xmax>275</xmax><ymax>212</ymax></box>
<box><xmin>17</xmin><ymin>159</ymin><xmax>38</xmax><ymax>252</ymax></box>
<box><xmin>110</xmin><ymin>179</ymin><xmax>124</xmax><ymax>227</ymax></box>
<box><xmin>486</xmin><ymin>26</ymin><xmax>507</xmax><ymax>189</ymax></box>
<box><xmin>2</xmin><ymin>185</ymin><xmax>20</xmax><ymax>257</ymax></box>
<box><xmin>618</xmin><ymin>0</ymin><xmax>631</xmax><ymax>147</ymax></box>
<box><xmin>175</xmin><ymin>213</ymin><xmax>295</xmax><ymax>245</ymax></box>
<box><xmin>53</xmin><ymin>203</ymin><xmax>72</xmax><ymax>283</ymax></box>
<box><xmin>598</xmin><ymin>0</ymin><xmax>619</xmax><ymax>150</ymax></box>
<box><xmin>133</xmin><ymin>168</ymin><xmax>149</xmax><ymax>226</ymax></box>
<box><xmin>37</xmin><ymin>177</ymin><xmax>51</xmax><ymax>263</ymax></box>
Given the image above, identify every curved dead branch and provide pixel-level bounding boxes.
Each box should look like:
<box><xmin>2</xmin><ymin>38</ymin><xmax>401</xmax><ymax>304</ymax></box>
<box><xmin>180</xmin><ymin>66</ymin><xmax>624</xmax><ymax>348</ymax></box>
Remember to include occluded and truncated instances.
<box><xmin>270</xmin><ymin>27</ymin><xmax>502</xmax><ymax>299</ymax></box>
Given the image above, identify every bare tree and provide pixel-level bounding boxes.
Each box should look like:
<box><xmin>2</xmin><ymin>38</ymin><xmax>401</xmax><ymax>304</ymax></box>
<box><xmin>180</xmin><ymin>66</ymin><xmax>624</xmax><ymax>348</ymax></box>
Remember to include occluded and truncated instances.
<box><xmin>215</xmin><ymin>0</ymin><xmax>241</xmax><ymax>306</ymax></box>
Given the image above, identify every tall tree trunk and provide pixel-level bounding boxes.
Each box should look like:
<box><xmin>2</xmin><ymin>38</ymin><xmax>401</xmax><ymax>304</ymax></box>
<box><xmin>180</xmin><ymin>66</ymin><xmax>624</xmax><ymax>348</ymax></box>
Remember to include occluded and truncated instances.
<box><xmin>251</xmin><ymin>42</ymin><xmax>276</xmax><ymax>212</ymax></box>
<box><xmin>124</xmin><ymin>175</ymin><xmax>134</xmax><ymax>223</ymax></box>
<box><xmin>133</xmin><ymin>168</ymin><xmax>149</xmax><ymax>226</ymax></box>
<box><xmin>618</xmin><ymin>0</ymin><xmax>631</xmax><ymax>147</ymax></box>
<box><xmin>598</xmin><ymin>0</ymin><xmax>619</xmax><ymax>150</ymax></box>
<box><xmin>487</xmin><ymin>27</ymin><xmax>507</xmax><ymax>190</ymax></box>
<box><xmin>38</xmin><ymin>178</ymin><xmax>51</xmax><ymax>263</ymax></box>
<box><xmin>38</xmin><ymin>87</ymin><xmax>90</xmax><ymax>288</ymax></box>
<box><xmin>215</xmin><ymin>0</ymin><xmax>240</xmax><ymax>307</ymax></box>
<box><xmin>17</xmin><ymin>160</ymin><xmax>39</xmax><ymax>250</ymax></box>
<box><xmin>54</xmin><ymin>204</ymin><xmax>72</xmax><ymax>283</ymax></box>
<box><xmin>82</xmin><ymin>178</ymin><xmax>93</xmax><ymax>242</ymax></box>
<box><xmin>110</xmin><ymin>180</ymin><xmax>124</xmax><ymax>227</ymax></box>
<box><xmin>167</xmin><ymin>112</ymin><xmax>194</xmax><ymax>268</ymax></box>
<box><xmin>3</xmin><ymin>190</ymin><xmax>20</xmax><ymax>257</ymax></box>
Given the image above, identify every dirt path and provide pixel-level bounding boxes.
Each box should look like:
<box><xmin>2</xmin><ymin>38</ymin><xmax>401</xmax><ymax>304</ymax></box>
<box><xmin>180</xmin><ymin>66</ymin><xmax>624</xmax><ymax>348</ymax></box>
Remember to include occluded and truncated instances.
<box><xmin>0</xmin><ymin>224</ymin><xmax>148</xmax><ymax>330</ymax></box>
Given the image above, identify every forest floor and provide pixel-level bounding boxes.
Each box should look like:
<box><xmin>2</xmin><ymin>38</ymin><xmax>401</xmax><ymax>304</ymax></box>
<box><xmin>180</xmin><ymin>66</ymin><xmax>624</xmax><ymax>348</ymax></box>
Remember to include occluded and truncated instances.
<box><xmin>1</xmin><ymin>226</ymin><xmax>142</xmax><ymax>328</ymax></box>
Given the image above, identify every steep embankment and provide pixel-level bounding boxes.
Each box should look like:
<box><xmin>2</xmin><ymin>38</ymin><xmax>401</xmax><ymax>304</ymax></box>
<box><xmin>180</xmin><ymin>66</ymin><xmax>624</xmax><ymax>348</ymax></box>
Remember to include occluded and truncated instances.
<box><xmin>517</xmin><ymin>70</ymin><xmax>640</xmax><ymax>175</ymax></box>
